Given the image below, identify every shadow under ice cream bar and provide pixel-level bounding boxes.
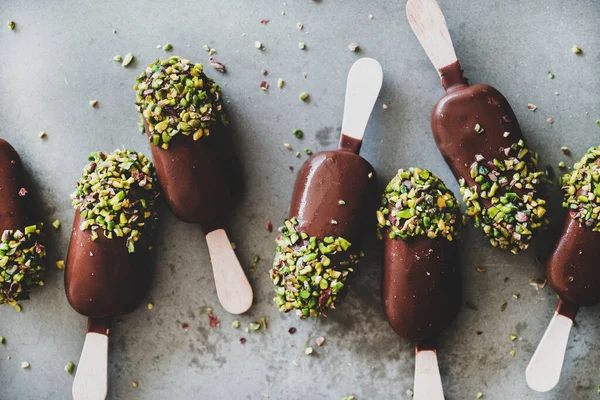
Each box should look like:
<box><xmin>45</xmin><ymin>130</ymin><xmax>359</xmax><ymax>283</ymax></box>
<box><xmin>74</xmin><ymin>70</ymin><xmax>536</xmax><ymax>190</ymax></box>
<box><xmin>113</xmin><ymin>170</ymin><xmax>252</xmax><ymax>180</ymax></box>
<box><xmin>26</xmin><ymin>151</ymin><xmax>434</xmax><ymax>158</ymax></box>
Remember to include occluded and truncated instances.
<box><xmin>0</xmin><ymin>138</ymin><xmax>46</xmax><ymax>311</ymax></box>
<box><xmin>407</xmin><ymin>0</ymin><xmax>548</xmax><ymax>254</ymax></box>
<box><xmin>66</xmin><ymin>149</ymin><xmax>159</xmax><ymax>400</ymax></box>
<box><xmin>271</xmin><ymin>58</ymin><xmax>382</xmax><ymax>318</ymax></box>
<box><xmin>378</xmin><ymin>168</ymin><xmax>461</xmax><ymax>400</ymax></box>
<box><xmin>527</xmin><ymin>147</ymin><xmax>600</xmax><ymax>392</ymax></box>
<box><xmin>135</xmin><ymin>56</ymin><xmax>252</xmax><ymax>314</ymax></box>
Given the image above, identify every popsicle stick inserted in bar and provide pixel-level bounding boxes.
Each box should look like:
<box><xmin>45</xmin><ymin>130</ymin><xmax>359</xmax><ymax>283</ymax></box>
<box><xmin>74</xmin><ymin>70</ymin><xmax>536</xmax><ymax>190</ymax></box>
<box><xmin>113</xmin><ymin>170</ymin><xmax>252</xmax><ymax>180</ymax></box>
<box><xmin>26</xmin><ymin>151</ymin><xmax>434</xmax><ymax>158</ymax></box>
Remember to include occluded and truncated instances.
<box><xmin>339</xmin><ymin>57</ymin><xmax>383</xmax><ymax>152</ymax></box>
<box><xmin>206</xmin><ymin>229</ymin><xmax>253</xmax><ymax>314</ymax></box>
<box><xmin>72</xmin><ymin>319</ymin><xmax>110</xmax><ymax>400</ymax></box>
<box><xmin>526</xmin><ymin>312</ymin><xmax>574</xmax><ymax>392</ymax></box>
<box><xmin>414</xmin><ymin>347</ymin><xmax>445</xmax><ymax>400</ymax></box>
<box><xmin>406</xmin><ymin>0</ymin><xmax>457</xmax><ymax>73</ymax></box>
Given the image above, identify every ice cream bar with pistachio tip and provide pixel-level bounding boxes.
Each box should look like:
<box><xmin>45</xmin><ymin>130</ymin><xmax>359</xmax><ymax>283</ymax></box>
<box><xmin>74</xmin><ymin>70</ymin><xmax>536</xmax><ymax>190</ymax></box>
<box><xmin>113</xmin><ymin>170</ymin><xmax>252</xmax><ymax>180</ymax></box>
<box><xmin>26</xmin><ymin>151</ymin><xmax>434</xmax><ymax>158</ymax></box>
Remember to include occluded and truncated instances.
<box><xmin>134</xmin><ymin>56</ymin><xmax>252</xmax><ymax>315</ymax></box>
<box><xmin>377</xmin><ymin>167</ymin><xmax>461</xmax><ymax>400</ymax></box>
<box><xmin>0</xmin><ymin>138</ymin><xmax>46</xmax><ymax>311</ymax></box>
<box><xmin>407</xmin><ymin>0</ymin><xmax>548</xmax><ymax>254</ymax></box>
<box><xmin>271</xmin><ymin>58</ymin><xmax>382</xmax><ymax>318</ymax></box>
<box><xmin>527</xmin><ymin>146</ymin><xmax>600</xmax><ymax>393</ymax></box>
<box><xmin>66</xmin><ymin>149</ymin><xmax>159</xmax><ymax>400</ymax></box>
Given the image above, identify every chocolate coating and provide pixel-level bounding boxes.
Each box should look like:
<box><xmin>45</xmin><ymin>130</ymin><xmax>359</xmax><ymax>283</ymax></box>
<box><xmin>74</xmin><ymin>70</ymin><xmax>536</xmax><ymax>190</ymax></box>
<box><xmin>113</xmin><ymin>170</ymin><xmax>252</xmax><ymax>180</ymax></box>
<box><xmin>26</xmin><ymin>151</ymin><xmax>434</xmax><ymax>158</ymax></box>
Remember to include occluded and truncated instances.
<box><xmin>431</xmin><ymin>61</ymin><xmax>524</xmax><ymax>187</ymax></box>
<box><xmin>383</xmin><ymin>235</ymin><xmax>460</xmax><ymax>342</ymax></box>
<box><xmin>547</xmin><ymin>216</ymin><xmax>600</xmax><ymax>308</ymax></box>
<box><xmin>65</xmin><ymin>212</ymin><xmax>154</xmax><ymax>318</ymax></box>
<box><xmin>0</xmin><ymin>138</ymin><xmax>28</xmax><ymax>231</ymax></box>
<box><xmin>289</xmin><ymin>150</ymin><xmax>377</xmax><ymax>243</ymax></box>
<box><xmin>145</xmin><ymin>121</ymin><xmax>236</xmax><ymax>227</ymax></box>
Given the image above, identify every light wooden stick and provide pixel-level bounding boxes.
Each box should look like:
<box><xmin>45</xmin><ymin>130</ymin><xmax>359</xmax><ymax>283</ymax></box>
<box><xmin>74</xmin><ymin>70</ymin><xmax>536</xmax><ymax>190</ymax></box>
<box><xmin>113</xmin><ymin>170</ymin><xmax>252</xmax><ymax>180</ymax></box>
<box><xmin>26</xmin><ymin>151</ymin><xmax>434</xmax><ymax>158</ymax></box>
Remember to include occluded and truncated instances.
<box><xmin>340</xmin><ymin>57</ymin><xmax>383</xmax><ymax>143</ymax></box>
<box><xmin>414</xmin><ymin>347</ymin><xmax>445</xmax><ymax>400</ymax></box>
<box><xmin>72</xmin><ymin>332</ymin><xmax>109</xmax><ymax>400</ymax></box>
<box><xmin>406</xmin><ymin>0</ymin><xmax>458</xmax><ymax>73</ymax></box>
<box><xmin>526</xmin><ymin>312</ymin><xmax>574</xmax><ymax>392</ymax></box>
<box><xmin>205</xmin><ymin>228</ymin><xmax>253</xmax><ymax>314</ymax></box>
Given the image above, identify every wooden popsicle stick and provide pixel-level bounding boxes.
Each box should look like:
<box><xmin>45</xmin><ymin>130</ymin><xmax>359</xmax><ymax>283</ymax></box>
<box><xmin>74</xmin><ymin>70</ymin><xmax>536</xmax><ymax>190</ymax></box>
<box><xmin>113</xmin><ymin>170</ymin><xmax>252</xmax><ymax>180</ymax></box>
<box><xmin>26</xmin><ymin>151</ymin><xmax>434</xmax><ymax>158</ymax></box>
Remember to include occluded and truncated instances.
<box><xmin>339</xmin><ymin>57</ymin><xmax>383</xmax><ymax>152</ymax></box>
<box><xmin>526</xmin><ymin>311</ymin><xmax>574</xmax><ymax>392</ymax></box>
<box><xmin>205</xmin><ymin>228</ymin><xmax>253</xmax><ymax>314</ymax></box>
<box><xmin>406</xmin><ymin>0</ymin><xmax>458</xmax><ymax>73</ymax></box>
<box><xmin>72</xmin><ymin>318</ymin><xmax>110</xmax><ymax>400</ymax></box>
<box><xmin>414</xmin><ymin>346</ymin><xmax>445</xmax><ymax>400</ymax></box>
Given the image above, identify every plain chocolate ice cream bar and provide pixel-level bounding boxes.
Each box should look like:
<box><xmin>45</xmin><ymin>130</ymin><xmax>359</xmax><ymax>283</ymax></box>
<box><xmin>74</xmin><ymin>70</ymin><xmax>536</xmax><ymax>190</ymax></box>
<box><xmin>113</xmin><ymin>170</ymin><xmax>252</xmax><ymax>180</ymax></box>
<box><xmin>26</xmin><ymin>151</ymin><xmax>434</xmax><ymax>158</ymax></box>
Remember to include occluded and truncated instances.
<box><xmin>0</xmin><ymin>138</ymin><xmax>46</xmax><ymax>311</ymax></box>
<box><xmin>271</xmin><ymin>58</ymin><xmax>383</xmax><ymax>319</ymax></box>
<box><xmin>408</xmin><ymin>0</ymin><xmax>548</xmax><ymax>254</ymax></box>
<box><xmin>377</xmin><ymin>166</ymin><xmax>461</xmax><ymax>400</ymax></box>
<box><xmin>527</xmin><ymin>147</ymin><xmax>600</xmax><ymax>392</ymax></box>
<box><xmin>66</xmin><ymin>149</ymin><xmax>159</xmax><ymax>400</ymax></box>
<box><xmin>134</xmin><ymin>56</ymin><xmax>252</xmax><ymax>314</ymax></box>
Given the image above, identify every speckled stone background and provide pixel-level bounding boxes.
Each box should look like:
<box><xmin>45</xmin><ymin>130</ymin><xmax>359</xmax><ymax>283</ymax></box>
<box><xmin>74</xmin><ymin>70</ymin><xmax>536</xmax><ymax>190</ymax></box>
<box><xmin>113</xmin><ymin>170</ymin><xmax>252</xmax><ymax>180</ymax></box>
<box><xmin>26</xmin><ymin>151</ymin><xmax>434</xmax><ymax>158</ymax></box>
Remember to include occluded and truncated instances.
<box><xmin>0</xmin><ymin>0</ymin><xmax>599</xmax><ymax>399</ymax></box>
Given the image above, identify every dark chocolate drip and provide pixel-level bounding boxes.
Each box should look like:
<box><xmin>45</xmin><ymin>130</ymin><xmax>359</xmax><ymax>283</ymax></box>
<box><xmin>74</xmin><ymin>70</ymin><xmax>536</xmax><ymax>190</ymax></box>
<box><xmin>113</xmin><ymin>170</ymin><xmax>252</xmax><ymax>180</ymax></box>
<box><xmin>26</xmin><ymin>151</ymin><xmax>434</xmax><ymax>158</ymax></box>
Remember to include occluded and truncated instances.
<box><xmin>144</xmin><ymin>120</ymin><xmax>237</xmax><ymax>227</ymax></box>
<box><xmin>289</xmin><ymin>150</ymin><xmax>377</xmax><ymax>243</ymax></box>
<box><xmin>383</xmin><ymin>235</ymin><xmax>460</xmax><ymax>342</ymax></box>
<box><xmin>439</xmin><ymin>60</ymin><xmax>468</xmax><ymax>91</ymax></box>
<box><xmin>547</xmin><ymin>216</ymin><xmax>600</xmax><ymax>308</ymax></box>
<box><xmin>338</xmin><ymin>133</ymin><xmax>362</xmax><ymax>154</ymax></box>
<box><xmin>431</xmin><ymin>83</ymin><xmax>525</xmax><ymax>193</ymax></box>
<box><xmin>65</xmin><ymin>212</ymin><xmax>155</xmax><ymax>318</ymax></box>
<box><xmin>556</xmin><ymin>299</ymin><xmax>578</xmax><ymax>321</ymax></box>
<box><xmin>87</xmin><ymin>317</ymin><xmax>112</xmax><ymax>335</ymax></box>
<box><xmin>0</xmin><ymin>139</ymin><xmax>29</xmax><ymax>232</ymax></box>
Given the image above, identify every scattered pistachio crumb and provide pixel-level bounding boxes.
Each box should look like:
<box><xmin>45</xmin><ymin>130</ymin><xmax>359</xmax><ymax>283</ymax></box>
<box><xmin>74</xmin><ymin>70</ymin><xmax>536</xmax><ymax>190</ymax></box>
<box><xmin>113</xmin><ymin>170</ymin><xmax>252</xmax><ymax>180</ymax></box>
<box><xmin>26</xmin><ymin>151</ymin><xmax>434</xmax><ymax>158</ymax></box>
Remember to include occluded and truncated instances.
<box><xmin>305</xmin><ymin>149</ymin><xmax>313</xmax><ymax>155</ymax></box>
<box><xmin>8</xmin><ymin>21</ymin><xmax>16</xmax><ymax>30</ymax></box>
<box><xmin>163</xmin><ymin>43</ymin><xmax>173</xmax><ymax>51</ymax></box>
<box><xmin>231</xmin><ymin>242</ymin><xmax>236</xmax><ymax>249</ymax></box>
<box><xmin>297</xmin><ymin>22</ymin><xmax>303</xmax><ymax>30</ymax></box>
<box><xmin>476</xmin><ymin>393</ymin><xmax>484</xmax><ymax>399</ymax></box>
<box><xmin>232</xmin><ymin>320</ymin><xmax>240</xmax><ymax>329</ymax></box>
<box><xmin>21</xmin><ymin>361</ymin><xmax>30</xmax><ymax>369</ymax></box>
<box><xmin>500</xmin><ymin>301</ymin><xmax>507</xmax><ymax>312</ymax></box>
<box><xmin>38</xmin><ymin>131</ymin><xmax>47</xmax><ymax>139</ymax></box>
<box><xmin>548</xmin><ymin>72</ymin><xmax>554</xmax><ymax>79</ymax></box>
<box><xmin>299</xmin><ymin>92</ymin><xmax>309</xmax><ymax>101</ymax></box>
<box><xmin>315</xmin><ymin>337</ymin><xmax>325</xmax><ymax>346</ymax></box>
<box><xmin>147</xmin><ymin>303</ymin><xmax>154</xmax><ymax>310</ymax></box>
<box><xmin>596</xmin><ymin>120</ymin><xmax>600</xmax><ymax>128</ymax></box>
<box><xmin>298</xmin><ymin>42</ymin><xmax>306</xmax><ymax>50</ymax></box>
<box><xmin>295</xmin><ymin>152</ymin><xmax>301</xmax><ymax>158</ymax></box>
<box><xmin>254</xmin><ymin>41</ymin><xmax>263</xmax><ymax>50</ymax></box>
<box><xmin>132</xmin><ymin>381</ymin><xmax>138</xmax><ymax>388</ymax></box>
<box><xmin>0</xmin><ymin>336</ymin><xmax>4</xmax><ymax>344</ymax></box>
<box><xmin>293</xmin><ymin>129</ymin><xmax>304</xmax><ymax>139</ymax></box>
<box><xmin>382</xmin><ymin>103</ymin><xmax>389</xmax><ymax>109</ymax></box>
<box><xmin>302</xmin><ymin>72</ymin><xmax>307</xmax><ymax>79</ymax></box>
<box><xmin>503</xmin><ymin>131</ymin><xmax>510</xmax><ymax>138</ymax></box>
<box><xmin>56</xmin><ymin>260</ymin><xmax>65</xmax><ymax>270</ymax></box>
<box><xmin>572</xmin><ymin>45</ymin><xmax>582</xmax><ymax>54</ymax></box>
<box><xmin>342</xmin><ymin>396</ymin><xmax>355</xmax><ymax>400</ymax></box>
<box><xmin>304</xmin><ymin>347</ymin><xmax>314</xmax><ymax>355</ymax></box>
<box><xmin>474</xmin><ymin>123</ymin><xmax>483</xmax><ymax>134</ymax></box>
<box><xmin>51</xmin><ymin>219</ymin><xmax>61</xmax><ymax>230</ymax></box>
<box><xmin>368</xmin><ymin>172</ymin><xmax>373</xmax><ymax>178</ymax></box>
<box><xmin>122</xmin><ymin>53</ymin><xmax>134</xmax><ymax>67</ymax></box>
<box><xmin>513</xmin><ymin>293</ymin><xmax>520</xmax><ymax>299</ymax></box>
<box><xmin>558</xmin><ymin>161</ymin><xmax>566</xmax><ymax>169</ymax></box>
<box><xmin>261</xmin><ymin>317</ymin><xmax>267</xmax><ymax>330</ymax></box>
<box><xmin>277</xmin><ymin>78</ymin><xmax>285</xmax><ymax>88</ymax></box>
<box><xmin>253</xmin><ymin>255</ymin><xmax>260</xmax><ymax>263</ymax></box>
<box><xmin>65</xmin><ymin>362</ymin><xmax>75</xmax><ymax>375</ymax></box>
<box><xmin>509</xmin><ymin>333</ymin><xmax>518</xmax><ymax>341</ymax></box>
<box><xmin>203</xmin><ymin>44</ymin><xmax>211</xmax><ymax>52</ymax></box>
<box><xmin>89</xmin><ymin>100</ymin><xmax>98</xmax><ymax>108</ymax></box>
<box><xmin>338</xmin><ymin>200</ymin><xmax>346</xmax><ymax>205</ymax></box>
<box><xmin>348</xmin><ymin>43</ymin><xmax>360</xmax><ymax>52</ymax></box>
<box><xmin>547</xmin><ymin>117</ymin><xmax>554</xmax><ymax>124</ymax></box>
<box><xmin>369</xmin><ymin>14</ymin><xmax>374</xmax><ymax>19</ymax></box>
<box><xmin>249</xmin><ymin>322</ymin><xmax>261</xmax><ymax>331</ymax></box>
<box><xmin>113</xmin><ymin>55</ymin><xmax>122</xmax><ymax>62</ymax></box>
<box><xmin>509</xmin><ymin>349</ymin><xmax>516</xmax><ymax>357</ymax></box>
<box><xmin>527</xmin><ymin>103</ymin><xmax>537</xmax><ymax>111</ymax></box>
<box><xmin>284</xmin><ymin>143</ymin><xmax>292</xmax><ymax>150</ymax></box>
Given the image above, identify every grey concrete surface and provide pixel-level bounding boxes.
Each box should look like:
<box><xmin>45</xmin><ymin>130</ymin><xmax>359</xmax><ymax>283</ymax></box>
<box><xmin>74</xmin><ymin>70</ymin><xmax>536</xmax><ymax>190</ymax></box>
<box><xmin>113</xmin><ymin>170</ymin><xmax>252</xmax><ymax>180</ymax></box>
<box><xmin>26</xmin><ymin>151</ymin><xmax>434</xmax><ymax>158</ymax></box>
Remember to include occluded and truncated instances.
<box><xmin>0</xmin><ymin>0</ymin><xmax>599</xmax><ymax>399</ymax></box>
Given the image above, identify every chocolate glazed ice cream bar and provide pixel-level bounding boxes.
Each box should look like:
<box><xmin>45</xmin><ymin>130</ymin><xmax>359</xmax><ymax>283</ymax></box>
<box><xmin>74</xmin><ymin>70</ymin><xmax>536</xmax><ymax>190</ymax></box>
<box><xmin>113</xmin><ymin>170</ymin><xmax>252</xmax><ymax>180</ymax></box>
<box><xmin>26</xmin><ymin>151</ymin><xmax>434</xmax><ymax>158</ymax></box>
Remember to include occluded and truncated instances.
<box><xmin>66</xmin><ymin>149</ymin><xmax>159</xmax><ymax>400</ymax></box>
<box><xmin>527</xmin><ymin>147</ymin><xmax>600</xmax><ymax>392</ymax></box>
<box><xmin>0</xmin><ymin>139</ymin><xmax>46</xmax><ymax>311</ymax></box>
<box><xmin>271</xmin><ymin>58</ymin><xmax>382</xmax><ymax>318</ymax></box>
<box><xmin>134</xmin><ymin>57</ymin><xmax>252</xmax><ymax>314</ymax></box>
<box><xmin>377</xmin><ymin>168</ymin><xmax>461</xmax><ymax>400</ymax></box>
<box><xmin>407</xmin><ymin>0</ymin><xmax>548</xmax><ymax>254</ymax></box>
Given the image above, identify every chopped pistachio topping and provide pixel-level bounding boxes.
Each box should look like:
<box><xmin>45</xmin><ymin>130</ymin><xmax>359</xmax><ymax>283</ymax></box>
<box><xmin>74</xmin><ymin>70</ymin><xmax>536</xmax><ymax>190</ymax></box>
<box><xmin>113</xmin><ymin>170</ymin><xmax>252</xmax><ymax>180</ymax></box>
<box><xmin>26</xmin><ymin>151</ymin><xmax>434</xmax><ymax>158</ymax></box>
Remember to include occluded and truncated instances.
<box><xmin>459</xmin><ymin>139</ymin><xmax>548</xmax><ymax>254</ymax></box>
<box><xmin>299</xmin><ymin>92</ymin><xmax>309</xmax><ymax>101</ymax></box>
<box><xmin>55</xmin><ymin>260</ymin><xmax>65</xmax><ymax>269</ymax></box>
<box><xmin>65</xmin><ymin>362</ymin><xmax>75</xmax><ymax>375</ymax></box>
<box><xmin>7</xmin><ymin>21</ymin><xmax>15</xmax><ymax>30</ymax></box>
<box><xmin>560</xmin><ymin>146</ymin><xmax>600</xmax><ymax>230</ymax></box>
<box><xmin>271</xmin><ymin>218</ymin><xmax>362</xmax><ymax>318</ymax></box>
<box><xmin>0</xmin><ymin>226</ymin><xmax>46</xmax><ymax>310</ymax></box>
<box><xmin>71</xmin><ymin>149</ymin><xmax>159</xmax><ymax>253</ymax></box>
<box><xmin>52</xmin><ymin>219</ymin><xmax>61</xmax><ymax>230</ymax></box>
<box><xmin>377</xmin><ymin>168</ymin><xmax>460</xmax><ymax>241</ymax></box>
<box><xmin>122</xmin><ymin>53</ymin><xmax>134</xmax><ymax>67</ymax></box>
<box><xmin>162</xmin><ymin>43</ymin><xmax>173</xmax><ymax>51</ymax></box>
<box><xmin>134</xmin><ymin>56</ymin><xmax>228</xmax><ymax>149</ymax></box>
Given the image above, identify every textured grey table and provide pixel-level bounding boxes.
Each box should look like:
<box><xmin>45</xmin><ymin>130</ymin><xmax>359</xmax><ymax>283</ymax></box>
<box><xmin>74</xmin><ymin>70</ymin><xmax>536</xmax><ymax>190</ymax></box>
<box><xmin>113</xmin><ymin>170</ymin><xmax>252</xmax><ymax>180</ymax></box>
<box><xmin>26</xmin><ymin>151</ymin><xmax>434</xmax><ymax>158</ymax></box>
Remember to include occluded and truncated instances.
<box><xmin>1</xmin><ymin>1</ymin><xmax>599</xmax><ymax>399</ymax></box>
